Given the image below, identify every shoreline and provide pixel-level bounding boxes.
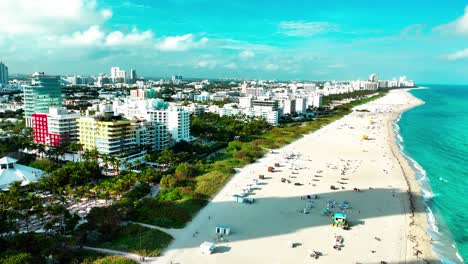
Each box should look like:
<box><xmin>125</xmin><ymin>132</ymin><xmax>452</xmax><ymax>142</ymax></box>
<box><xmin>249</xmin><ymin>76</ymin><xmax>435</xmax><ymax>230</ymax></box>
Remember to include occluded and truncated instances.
<box><xmin>153</xmin><ymin>89</ymin><xmax>439</xmax><ymax>264</ymax></box>
<box><xmin>386</xmin><ymin>89</ymin><xmax>437</xmax><ymax>263</ymax></box>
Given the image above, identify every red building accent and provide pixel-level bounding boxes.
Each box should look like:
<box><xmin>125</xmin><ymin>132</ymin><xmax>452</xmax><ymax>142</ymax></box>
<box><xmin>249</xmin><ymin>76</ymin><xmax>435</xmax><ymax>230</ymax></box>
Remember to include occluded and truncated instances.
<box><xmin>32</xmin><ymin>113</ymin><xmax>68</xmax><ymax>147</ymax></box>
<box><xmin>32</xmin><ymin>113</ymin><xmax>48</xmax><ymax>145</ymax></box>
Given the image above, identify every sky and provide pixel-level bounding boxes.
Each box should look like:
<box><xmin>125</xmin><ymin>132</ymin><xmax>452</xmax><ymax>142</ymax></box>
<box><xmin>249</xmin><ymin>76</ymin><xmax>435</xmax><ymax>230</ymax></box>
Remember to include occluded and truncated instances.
<box><xmin>2</xmin><ymin>0</ymin><xmax>468</xmax><ymax>83</ymax></box>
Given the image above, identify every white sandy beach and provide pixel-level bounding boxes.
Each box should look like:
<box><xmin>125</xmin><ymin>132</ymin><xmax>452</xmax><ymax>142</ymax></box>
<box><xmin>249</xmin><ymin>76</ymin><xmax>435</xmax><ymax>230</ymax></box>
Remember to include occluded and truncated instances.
<box><xmin>152</xmin><ymin>89</ymin><xmax>435</xmax><ymax>264</ymax></box>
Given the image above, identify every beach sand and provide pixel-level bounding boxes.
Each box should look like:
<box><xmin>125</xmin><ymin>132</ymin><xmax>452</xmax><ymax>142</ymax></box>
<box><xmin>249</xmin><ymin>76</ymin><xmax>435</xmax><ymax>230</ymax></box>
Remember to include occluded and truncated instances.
<box><xmin>152</xmin><ymin>89</ymin><xmax>436</xmax><ymax>264</ymax></box>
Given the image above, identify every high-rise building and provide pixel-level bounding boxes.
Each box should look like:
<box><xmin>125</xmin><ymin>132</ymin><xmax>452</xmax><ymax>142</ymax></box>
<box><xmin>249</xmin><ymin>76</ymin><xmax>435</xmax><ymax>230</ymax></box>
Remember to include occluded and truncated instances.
<box><xmin>32</xmin><ymin>107</ymin><xmax>80</xmax><ymax>147</ymax></box>
<box><xmin>241</xmin><ymin>81</ymin><xmax>248</xmax><ymax>95</ymax></box>
<box><xmin>130</xmin><ymin>69</ymin><xmax>137</xmax><ymax>84</ymax></box>
<box><xmin>238</xmin><ymin>96</ymin><xmax>253</xmax><ymax>108</ymax></box>
<box><xmin>110</xmin><ymin>67</ymin><xmax>120</xmax><ymax>79</ymax></box>
<box><xmin>133</xmin><ymin>121</ymin><xmax>170</xmax><ymax>151</ymax></box>
<box><xmin>282</xmin><ymin>99</ymin><xmax>296</xmax><ymax>115</ymax></box>
<box><xmin>145</xmin><ymin>106</ymin><xmax>191</xmax><ymax>142</ymax></box>
<box><xmin>167</xmin><ymin>106</ymin><xmax>191</xmax><ymax>142</ymax></box>
<box><xmin>252</xmin><ymin>99</ymin><xmax>279</xmax><ymax>112</ymax></box>
<box><xmin>369</xmin><ymin>73</ymin><xmax>379</xmax><ymax>82</ymax></box>
<box><xmin>295</xmin><ymin>97</ymin><xmax>307</xmax><ymax>114</ymax></box>
<box><xmin>0</xmin><ymin>62</ymin><xmax>8</xmax><ymax>85</ymax></box>
<box><xmin>110</xmin><ymin>67</ymin><xmax>126</xmax><ymax>83</ymax></box>
<box><xmin>171</xmin><ymin>75</ymin><xmax>182</xmax><ymax>84</ymax></box>
<box><xmin>23</xmin><ymin>72</ymin><xmax>63</xmax><ymax>127</ymax></box>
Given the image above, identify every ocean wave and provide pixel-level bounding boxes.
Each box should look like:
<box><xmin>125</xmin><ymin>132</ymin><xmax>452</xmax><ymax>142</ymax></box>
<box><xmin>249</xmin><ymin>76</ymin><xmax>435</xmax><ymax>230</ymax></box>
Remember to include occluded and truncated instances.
<box><xmin>397</xmin><ymin>133</ymin><xmax>404</xmax><ymax>143</ymax></box>
<box><xmin>427</xmin><ymin>206</ymin><xmax>440</xmax><ymax>235</ymax></box>
<box><xmin>393</xmin><ymin>112</ymin><xmax>464</xmax><ymax>264</ymax></box>
<box><xmin>439</xmin><ymin>177</ymin><xmax>449</xmax><ymax>183</ymax></box>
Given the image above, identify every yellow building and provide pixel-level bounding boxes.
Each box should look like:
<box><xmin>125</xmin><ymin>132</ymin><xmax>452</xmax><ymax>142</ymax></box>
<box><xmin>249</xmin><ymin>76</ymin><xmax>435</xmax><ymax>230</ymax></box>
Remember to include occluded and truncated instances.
<box><xmin>77</xmin><ymin>117</ymin><xmax>137</xmax><ymax>155</ymax></box>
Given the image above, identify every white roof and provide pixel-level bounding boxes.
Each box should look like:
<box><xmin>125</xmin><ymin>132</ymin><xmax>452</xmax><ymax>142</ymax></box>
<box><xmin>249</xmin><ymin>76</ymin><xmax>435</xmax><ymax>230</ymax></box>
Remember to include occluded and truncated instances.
<box><xmin>0</xmin><ymin>157</ymin><xmax>45</xmax><ymax>190</ymax></box>
<box><xmin>0</xmin><ymin>156</ymin><xmax>17</xmax><ymax>164</ymax></box>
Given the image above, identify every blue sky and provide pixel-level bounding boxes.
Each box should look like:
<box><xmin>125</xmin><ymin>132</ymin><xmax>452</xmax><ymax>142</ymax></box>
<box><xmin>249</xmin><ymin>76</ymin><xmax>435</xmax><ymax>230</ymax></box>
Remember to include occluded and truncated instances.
<box><xmin>2</xmin><ymin>0</ymin><xmax>468</xmax><ymax>83</ymax></box>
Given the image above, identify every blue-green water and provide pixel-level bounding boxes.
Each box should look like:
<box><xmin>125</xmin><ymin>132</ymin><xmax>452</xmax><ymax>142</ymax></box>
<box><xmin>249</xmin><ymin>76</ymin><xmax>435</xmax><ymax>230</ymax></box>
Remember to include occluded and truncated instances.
<box><xmin>396</xmin><ymin>85</ymin><xmax>468</xmax><ymax>263</ymax></box>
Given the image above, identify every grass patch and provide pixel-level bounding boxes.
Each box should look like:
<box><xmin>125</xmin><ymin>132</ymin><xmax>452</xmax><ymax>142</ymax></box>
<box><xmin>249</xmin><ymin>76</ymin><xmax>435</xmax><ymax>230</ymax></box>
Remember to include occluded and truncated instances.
<box><xmin>131</xmin><ymin>199</ymin><xmax>208</xmax><ymax>229</ymax></box>
<box><xmin>90</xmin><ymin>224</ymin><xmax>173</xmax><ymax>257</ymax></box>
<box><xmin>89</xmin><ymin>255</ymin><xmax>138</xmax><ymax>264</ymax></box>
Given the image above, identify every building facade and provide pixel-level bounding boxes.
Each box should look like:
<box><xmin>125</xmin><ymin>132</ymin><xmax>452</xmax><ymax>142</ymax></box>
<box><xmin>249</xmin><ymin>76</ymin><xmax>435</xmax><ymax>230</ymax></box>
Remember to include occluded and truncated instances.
<box><xmin>77</xmin><ymin>117</ymin><xmax>137</xmax><ymax>155</ymax></box>
<box><xmin>0</xmin><ymin>62</ymin><xmax>8</xmax><ymax>85</ymax></box>
<box><xmin>32</xmin><ymin>107</ymin><xmax>79</xmax><ymax>147</ymax></box>
<box><xmin>23</xmin><ymin>73</ymin><xmax>63</xmax><ymax>127</ymax></box>
<box><xmin>167</xmin><ymin>106</ymin><xmax>191</xmax><ymax>142</ymax></box>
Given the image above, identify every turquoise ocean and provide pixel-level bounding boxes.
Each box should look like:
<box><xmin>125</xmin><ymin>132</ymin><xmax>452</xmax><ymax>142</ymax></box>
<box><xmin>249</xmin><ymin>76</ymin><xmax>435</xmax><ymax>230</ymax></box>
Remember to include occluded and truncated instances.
<box><xmin>395</xmin><ymin>85</ymin><xmax>468</xmax><ymax>263</ymax></box>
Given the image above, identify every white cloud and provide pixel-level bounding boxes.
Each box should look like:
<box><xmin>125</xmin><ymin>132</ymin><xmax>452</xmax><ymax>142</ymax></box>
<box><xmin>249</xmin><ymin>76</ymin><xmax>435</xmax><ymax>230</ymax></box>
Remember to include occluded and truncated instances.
<box><xmin>60</xmin><ymin>25</ymin><xmax>105</xmax><ymax>45</ymax></box>
<box><xmin>447</xmin><ymin>48</ymin><xmax>468</xmax><ymax>60</ymax></box>
<box><xmin>196</xmin><ymin>60</ymin><xmax>217</xmax><ymax>69</ymax></box>
<box><xmin>265</xmin><ymin>63</ymin><xmax>279</xmax><ymax>71</ymax></box>
<box><xmin>0</xmin><ymin>0</ymin><xmax>111</xmax><ymax>34</ymax></box>
<box><xmin>101</xmin><ymin>9</ymin><xmax>113</xmax><ymax>20</ymax></box>
<box><xmin>105</xmin><ymin>29</ymin><xmax>153</xmax><ymax>46</ymax></box>
<box><xmin>278</xmin><ymin>21</ymin><xmax>339</xmax><ymax>37</ymax></box>
<box><xmin>216</xmin><ymin>39</ymin><xmax>275</xmax><ymax>52</ymax></box>
<box><xmin>224</xmin><ymin>62</ymin><xmax>238</xmax><ymax>69</ymax></box>
<box><xmin>239</xmin><ymin>50</ymin><xmax>255</xmax><ymax>59</ymax></box>
<box><xmin>434</xmin><ymin>6</ymin><xmax>468</xmax><ymax>35</ymax></box>
<box><xmin>155</xmin><ymin>34</ymin><xmax>208</xmax><ymax>51</ymax></box>
<box><xmin>59</xmin><ymin>26</ymin><xmax>153</xmax><ymax>47</ymax></box>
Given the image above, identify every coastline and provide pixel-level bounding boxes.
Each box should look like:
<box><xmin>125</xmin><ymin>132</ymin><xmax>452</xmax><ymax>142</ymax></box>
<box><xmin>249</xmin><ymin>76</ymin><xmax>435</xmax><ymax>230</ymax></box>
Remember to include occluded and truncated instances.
<box><xmin>152</xmin><ymin>89</ymin><xmax>439</xmax><ymax>264</ymax></box>
<box><xmin>386</xmin><ymin>89</ymin><xmax>437</xmax><ymax>263</ymax></box>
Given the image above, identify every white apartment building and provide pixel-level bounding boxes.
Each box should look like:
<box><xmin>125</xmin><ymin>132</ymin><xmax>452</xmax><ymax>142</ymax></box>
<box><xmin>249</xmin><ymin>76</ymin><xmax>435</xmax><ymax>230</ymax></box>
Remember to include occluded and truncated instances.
<box><xmin>295</xmin><ymin>97</ymin><xmax>307</xmax><ymax>114</ymax></box>
<box><xmin>133</xmin><ymin>104</ymin><xmax>191</xmax><ymax>143</ymax></box>
<box><xmin>133</xmin><ymin>121</ymin><xmax>170</xmax><ymax>151</ymax></box>
<box><xmin>282</xmin><ymin>98</ymin><xmax>296</xmax><ymax>115</ymax></box>
<box><xmin>168</xmin><ymin>106</ymin><xmax>191</xmax><ymax>142</ymax></box>
<box><xmin>307</xmin><ymin>95</ymin><xmax>323</xmax><ymax>108</ymax></box>
<box><xmin>215</xmin><ymin>103</ymin><xmax>279</xmax><ymax>126</ymax></box>
<box><xmin>110</xmin><ymin>67</ymin><xmax>126</xmax><ymax>83</ymax></box>
<box><xmin>238</xmin><ymin>96</ymin><xmax>253</xmax><ymax>108</ymax></box>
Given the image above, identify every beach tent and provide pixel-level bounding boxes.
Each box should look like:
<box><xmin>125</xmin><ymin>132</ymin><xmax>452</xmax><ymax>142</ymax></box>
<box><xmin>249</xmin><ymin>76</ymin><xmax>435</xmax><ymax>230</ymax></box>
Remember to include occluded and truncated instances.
<box><xmin>200</xmin><ymin>241</ymin><xmax>216</xmax><ymax>254</ymax></box>
<box><xmin>215</xmin><ymin>225</ymin><xmax>231</xmax><ymax>235</ymax></box>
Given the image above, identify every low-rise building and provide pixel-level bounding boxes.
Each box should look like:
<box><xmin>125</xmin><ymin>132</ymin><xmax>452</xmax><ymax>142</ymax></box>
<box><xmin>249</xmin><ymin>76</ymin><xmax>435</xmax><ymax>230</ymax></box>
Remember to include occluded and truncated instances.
<box><xmin>0</xmin><ymin>157</ymin><xmax>45</xmax><ymax>190</ymax></box>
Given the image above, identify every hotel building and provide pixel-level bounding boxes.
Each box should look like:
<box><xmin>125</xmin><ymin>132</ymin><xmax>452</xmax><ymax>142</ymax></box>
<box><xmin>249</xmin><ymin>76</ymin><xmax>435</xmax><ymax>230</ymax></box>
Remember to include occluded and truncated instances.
<box><xmin>23</xmin><ymin>72</ymin><xmax>63</xmax><ymax>127</ymax></box>
<box><xmin>32</xmin><ymin>107</ymin><xmax>80</xmax><ymax>147</ymax></box>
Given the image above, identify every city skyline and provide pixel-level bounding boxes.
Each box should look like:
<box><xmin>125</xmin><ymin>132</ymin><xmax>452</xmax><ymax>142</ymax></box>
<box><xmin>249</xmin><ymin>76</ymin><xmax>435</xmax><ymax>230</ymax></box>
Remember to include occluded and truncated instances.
<box><xmin>2</xmin><ymin>0</ymin><xmax>468</xmax><ymax>83</ymax></box>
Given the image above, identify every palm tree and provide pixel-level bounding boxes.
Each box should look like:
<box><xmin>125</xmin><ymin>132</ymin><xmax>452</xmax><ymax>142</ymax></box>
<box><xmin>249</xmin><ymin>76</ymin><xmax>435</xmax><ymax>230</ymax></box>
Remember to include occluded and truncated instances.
<box><xmin>136</xmin><ymin>159</ymin><xmax>143</xmax><ymax>170</ymax></box>
<box><xmin>89</xmin><ymin>148</ymin><xmax>99</xmax><ymax>162</ymax></box>
<box><xmin>35</xmin><ymin>143</ymin><xmax>46</xmax><ymax>159</ymax></box>
<box><xmin>109</xmin><ymin>155</ymin><xmax>121</xmax><ymax>176</ymax></box>
<box><xmin>82</xmin><ymin>149</ymin><xmax>91</xmax><ymax>161</ymax></box>
<box><xmin>124</xmin><ymin>161</ymin><xmax>132</xmax><ymax>173</ymax></box>
<box><xmin>100</xmin><ymin>154</ymin><xmax>110</xmax><ymax>171</ymax></box>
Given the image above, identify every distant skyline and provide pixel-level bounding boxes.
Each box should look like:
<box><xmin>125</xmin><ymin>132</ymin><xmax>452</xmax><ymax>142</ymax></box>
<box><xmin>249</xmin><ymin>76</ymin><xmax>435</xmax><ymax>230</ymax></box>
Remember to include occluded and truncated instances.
<box><xmin>3</xmin><ymin>1</ymin><xmax>468</xmax><ymax>83</ymax></box>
